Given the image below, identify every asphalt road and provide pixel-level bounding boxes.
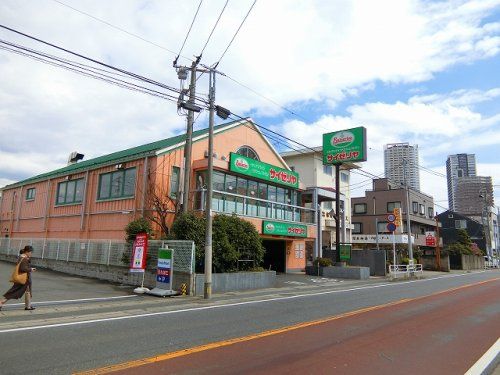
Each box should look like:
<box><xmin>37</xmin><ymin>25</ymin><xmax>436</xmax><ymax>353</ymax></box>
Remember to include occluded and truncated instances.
<box><xmin>0</xmin><ymin>266</ymin><xmax>498</xmax><ymax>374</ymax></box>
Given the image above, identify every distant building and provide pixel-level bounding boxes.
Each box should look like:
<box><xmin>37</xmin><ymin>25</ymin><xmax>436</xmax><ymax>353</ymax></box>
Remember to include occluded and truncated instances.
<box><xmin>436</xmin><ymin>210</ymin><xmax>485</xmax><ymax>252</ymax></box>
<box><xmin>384</xmin><ymin>143</ymin><xmax>420</xmax><ymax>191</ymax></box>
<box><xmin>446</xmin><ymin>153</ymin><xmax>476</xmax><ymax>211</ymax></box>
<box><xmin>454</xmin><ymin>176</ymin><xmax>494</xmax><ymax>219</ymax></box>
<box><xmin>351</xmin><ymin>178</ymin><xmax>436</xmax><ymax>249</ymax></box>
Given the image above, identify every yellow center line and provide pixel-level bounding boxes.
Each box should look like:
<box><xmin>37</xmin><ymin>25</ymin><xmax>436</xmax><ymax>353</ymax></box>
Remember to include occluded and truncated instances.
<box><xmin>74</xmin><ymin>277</ymin><xmax>499</xmax><ymax>375</ymax></box>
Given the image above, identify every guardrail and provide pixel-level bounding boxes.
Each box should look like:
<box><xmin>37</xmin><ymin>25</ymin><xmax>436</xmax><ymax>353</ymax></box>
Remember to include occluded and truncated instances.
<box><xmin>389</xmin><ymin>264</ymin><xmax>423</xmax><ymax>280</ymax></box>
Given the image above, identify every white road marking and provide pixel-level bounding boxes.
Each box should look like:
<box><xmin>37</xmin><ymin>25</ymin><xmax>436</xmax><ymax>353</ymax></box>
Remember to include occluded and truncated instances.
<box><xmin>0</xmin><ymin>272</ymin><xmax>488</xmax><ymax>334</ymax></box>
<box><xmin>6</xmin><ymin>295</ymin><xmax>137</xmax><ymax>307</ymax></box>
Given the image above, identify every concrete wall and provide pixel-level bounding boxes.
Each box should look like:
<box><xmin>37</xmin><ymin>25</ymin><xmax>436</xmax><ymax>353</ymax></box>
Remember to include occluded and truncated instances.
<box><xmin>194</xmin><ymin>271</ymin><xmax>276</xmax><ymax>295</ymax></box>
<box><xmin>350</xmin><ymin>249</ymin><xmax>386</xmax><ymax>276</ymax></box>
<box><xmin>322</xmin><ymin>266</ymin><xmax>370</xmax><ymax>280</ymax></box>
<box><xmin>0</xmin><ymin>254</ymin><xmax>193</xmax><ymax>294</ymax></box>
<box><xmin>420</xmin><ymin>255</ymin><xmax>450</xmax><ymax>272</ymax></box>
<box><xmin>461</xmin><ymin>254</ymin><xmax>485</xmax><ymax>270</ymax></box>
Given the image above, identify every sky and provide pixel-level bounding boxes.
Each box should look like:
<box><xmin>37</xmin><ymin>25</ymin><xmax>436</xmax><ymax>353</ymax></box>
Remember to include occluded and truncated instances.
<box><xmin>0</xmin><ymin>0</ymin><xmax>499</xmax><ymax>212</ymax></box>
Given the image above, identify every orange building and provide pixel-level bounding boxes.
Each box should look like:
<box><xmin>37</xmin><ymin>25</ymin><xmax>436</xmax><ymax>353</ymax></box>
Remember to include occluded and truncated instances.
<box><xmin>0</xmin><ymin>119</ymin><xmax>316</xmax><ymax>272</ymax></box>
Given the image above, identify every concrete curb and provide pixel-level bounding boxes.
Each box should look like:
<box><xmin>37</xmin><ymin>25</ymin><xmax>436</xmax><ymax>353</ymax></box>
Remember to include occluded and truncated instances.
<box><xmin>465</xmin><ymin>338</ymin><xmax>500</xmax><ymax>375</ymax></box>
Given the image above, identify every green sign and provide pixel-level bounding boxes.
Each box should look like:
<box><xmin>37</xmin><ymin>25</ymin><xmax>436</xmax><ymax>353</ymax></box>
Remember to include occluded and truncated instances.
<box><xmin>339</xmin><ymin>244</ymin><xmax>351</xmax><ymax>261</ymax></box>
<box><xmin>323</xmin><ymin>126</ymin><xmax>367</xmax><ymax>164</ymax></box>
<box><xmin>229</xmin><ymin>152</ymin><xmax>299</xmax><ymax>189</ymax></box>
<box><xmin>262</xmin><ymin>220</ymin><xmax>307</xmax><ymax>238</ymax></box>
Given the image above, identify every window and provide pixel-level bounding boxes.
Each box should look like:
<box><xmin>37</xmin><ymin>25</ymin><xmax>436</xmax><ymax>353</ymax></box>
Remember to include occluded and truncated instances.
<box><xmin>323</xmin><ymin>165</ymin><xmax>333</xmax><ymax>176</ymax></box>
<box><xmin>341</xmin><ymin>172</ymin><xmax>349</xmax><ymax>183</ymax></box>
<box><xmin>353</xmin><ymin>203</ymin><xmax>367</xmax><ymax>214</ymax></box>
<box><xmin>412</xmin><ymin>201</ymin><xmax>418</xmax><ymax>213</ymax></box>
<box><xmin>98</xmin><ymin>168</ymin><xmax>136</xmax><ymax>200</ymax></box>
<box><xmin>377</xmin><ymin>221</ymin><xmax>388</xmax><ymax>233</ymax></box>
<box><xmin>387</xmin><ymin>201</ymin><xmax>401</xmax><ymax>212</ymax></box>
<box><xmin>428</xmin><ymin>207</ymin><xmax>434</xmax><ymax>218</ymax></box>
<box><xmin>455</xmin><ymin>219</ymin><xmax>467</xmax><ymax>229</ymax></box>
<box><xmin>323</xmin><ymin>201</ymin><xmax>333</xmax><ymax>210</ymax></box>
<box><xmin>236</xmin><ymin>145</ymin><xmax>259</xmax><ymax>160</ymax></box>
<box><xmin>26</xmin><ymin>188</ymin><xmax>35</xmax><ymax>201</ymax></box>
<box><xmin>57</xmin><ymin>178</ymin><xmax>84</xmax><ymax>205</ymax></box>
<box><xmin>353</xmin><ymin>223</ymin><xmax>362</xmax><ymax>234</ymax></box>
<box><xmin>169</xmin><ymin>166</ymin><xmax>180</xmax><ymax>199</ymax></box>
<box><xmin>419</xmin><ymin>204</ymin><xmax>425</xmax><ymax>215</ymax></box>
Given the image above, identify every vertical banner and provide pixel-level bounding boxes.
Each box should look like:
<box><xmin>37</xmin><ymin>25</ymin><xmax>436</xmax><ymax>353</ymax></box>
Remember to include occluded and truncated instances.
<box><xmin>129</xmin><ymin>233</ymin><xmax>148</xmax><ymax>273</ymax></box>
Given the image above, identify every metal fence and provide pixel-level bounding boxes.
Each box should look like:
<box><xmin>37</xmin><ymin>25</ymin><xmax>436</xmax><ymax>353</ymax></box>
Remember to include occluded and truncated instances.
<box><xmin>0</xmin><ymin>237</ymin><xmax>194</xmax><ymax>274</ymax></box>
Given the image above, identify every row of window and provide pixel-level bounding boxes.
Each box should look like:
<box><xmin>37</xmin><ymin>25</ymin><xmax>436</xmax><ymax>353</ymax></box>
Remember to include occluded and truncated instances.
<box><xmin>353</xmin><ymin>201</ymin><xmax>434</xmax><ymax>218</ymax></box>
<box><xmin>23</xmin><ymin>167</ymin><xmax>139</xmax><ymax>206</ymax></box>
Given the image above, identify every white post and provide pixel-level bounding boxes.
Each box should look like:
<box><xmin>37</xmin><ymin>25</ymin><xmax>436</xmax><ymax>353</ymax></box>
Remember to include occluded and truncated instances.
<box><xmin>56</xmin><ymin>240</ymin><xmax>60</xmax><ymax>260</ymax></box>
<box><xmin>41</xmin><ymin>237</ymin><xmax>46</xmax><ymax>259</ymax></box>
<box><xmin>107</xmin><ymin>240</ymin><xmax>112</xmax><ymax>266</ymax></box>
<box><xmin>66</xmin><ymin>241</ymin><xmax>70</xmax><ymax>262</ymax></box>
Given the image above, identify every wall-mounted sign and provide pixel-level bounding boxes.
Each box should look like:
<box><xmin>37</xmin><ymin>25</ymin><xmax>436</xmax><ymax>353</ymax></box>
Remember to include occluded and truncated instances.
<box><xmin>425</xmin><ymin>231</ymin><xmax>436</xmax><ymax>247</ymax></box>
<box><xmin>229</xmin><ymin>152</ymin><xmax>299</xmax><ymax>189</ymax></box>
<box><xmin>262</xmin><ymin>220</ymin><xmax>307</xmax><ymax>238</ymax></box>
<box><xmin>323</xmin><ymin>126</ymin><xmax>367</xmax><ymax>164</ymax></box>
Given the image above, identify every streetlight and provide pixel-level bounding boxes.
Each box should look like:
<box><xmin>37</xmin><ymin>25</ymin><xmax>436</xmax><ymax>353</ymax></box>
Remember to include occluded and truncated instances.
<box><xmin>479</xmin><ymin>193</ymin><xmax>491</xmax><ymax>259</ymax></box>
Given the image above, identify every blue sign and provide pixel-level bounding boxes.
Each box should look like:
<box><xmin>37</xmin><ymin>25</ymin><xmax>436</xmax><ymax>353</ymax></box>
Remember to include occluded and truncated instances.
<box><xmin>387</xmin><ymin>222</ymin><xmax>397</xmax><ymax>232</ymax></box>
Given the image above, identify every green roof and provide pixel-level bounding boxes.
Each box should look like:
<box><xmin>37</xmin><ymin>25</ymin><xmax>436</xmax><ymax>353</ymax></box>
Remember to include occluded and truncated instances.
<box><xmin>4</xmin><ymin>119</ymin><xmax>242</xmax><ymax>189</ymax></box>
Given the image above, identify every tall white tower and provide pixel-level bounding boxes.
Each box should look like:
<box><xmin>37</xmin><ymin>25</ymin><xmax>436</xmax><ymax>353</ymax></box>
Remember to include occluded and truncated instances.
<box><xmin>384</xmin><ymin>143</ymin><xmax>420</xmax><ymax>191</ymax></box>
<box><xmin>446</xmin><ymin>153</ymin><xmax>477</xmax><ymax>211</ymax></box>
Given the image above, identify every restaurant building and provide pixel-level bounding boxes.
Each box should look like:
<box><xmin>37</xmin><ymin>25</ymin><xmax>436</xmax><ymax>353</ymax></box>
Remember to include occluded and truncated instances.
<box><xmin>0</xmin><ymin>118</ymin><xmax>316</xmax><ymax>273</ymax></box>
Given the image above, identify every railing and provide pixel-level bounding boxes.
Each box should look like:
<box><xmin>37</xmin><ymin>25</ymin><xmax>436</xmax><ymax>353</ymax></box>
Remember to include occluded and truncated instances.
<box><xmin>194</xmin><ymin>189</ymin><xmax>316</xmax><ymax>224</ymax></box>
<box><xmin>0</xmin><ymin>237</ymin><xmax>194</xmax><ymax>274</ymax></box>
<box><xmin>389</xmin><ymin>264</ymin><xmax>423</xmax><ymax>279</ymax></box>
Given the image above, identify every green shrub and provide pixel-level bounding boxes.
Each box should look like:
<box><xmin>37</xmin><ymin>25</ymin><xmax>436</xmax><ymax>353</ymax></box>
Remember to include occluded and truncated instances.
<box><xmin>170</xmin><ymin>213</ymin><xmax>264</xmax><ymax>273</ymax></box>
<box><xmin>313</xmin><ymin>257</ymin><xmax>333</xmax><ymax>267</ymax></box>
<box><xmin>124</xmin><ymin>217</ymin><xmax>153</xmax><ymax>243</ymax></box>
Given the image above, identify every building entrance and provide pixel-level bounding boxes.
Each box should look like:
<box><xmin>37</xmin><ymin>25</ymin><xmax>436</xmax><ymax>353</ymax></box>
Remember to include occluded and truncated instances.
<box><xmin>262</xmin><ymin>239</ymin><xmax>286</xmax><ymax>273</ymax></box>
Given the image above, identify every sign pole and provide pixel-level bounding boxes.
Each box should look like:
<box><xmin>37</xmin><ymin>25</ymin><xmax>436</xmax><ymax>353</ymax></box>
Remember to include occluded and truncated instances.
<box><xmin>335</xmin><ymin>164</ymin><xmax>341</xmax><ymax>264</ymax></box>
<box><xmin>392</xmin><ymin>231</ymin><xmax>396</xmax><ymax>266</ymax></box>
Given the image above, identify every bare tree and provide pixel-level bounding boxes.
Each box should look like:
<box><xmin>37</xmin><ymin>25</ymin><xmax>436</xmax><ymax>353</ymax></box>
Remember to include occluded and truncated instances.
<box><xmin>144</xmin><ymin>183</ymin><xmax>181</xmax><ymax>238</ymax></box>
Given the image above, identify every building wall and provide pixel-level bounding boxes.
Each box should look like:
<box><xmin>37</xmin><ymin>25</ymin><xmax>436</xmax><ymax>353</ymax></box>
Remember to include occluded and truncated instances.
<box><xmin>0</xmin><ymin>122</ymin><xmax>316</xmax><ymax>274</ymax></box>
<box><xmin>446</xmin><ymin>153</ymin><xmax>476</xmax><ymax>211</ymax></box>
<box><xmin>351</xmin><ymin>178</ymin><xmax>436</xmax><ymax>247</ymax></box>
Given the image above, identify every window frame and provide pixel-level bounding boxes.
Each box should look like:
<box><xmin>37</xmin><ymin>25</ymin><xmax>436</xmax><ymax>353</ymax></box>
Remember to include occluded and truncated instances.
<box><xmin>97</xmin><ymin>167</ymin><xmax>136</xmax><ymax>201</ymax></box>
<box><xmin>387</xmin><ymin>201</ymin><xmax>401</xmax><ymax>213</ymax></box>
<box><xmin>412</xmin><ymin>201</ymin><xmax>419</xmax><ymax>214</ymax></box>
<box><xmin>56</xmin><ymin>178</ymin><xmax>85</xmax><ymax>205</ymax></box>
<box><xmin>352</xmin><ymin>222</ymin><xmax>362</xmax><ymax>234</ymax></box>
<box><xmin>26</xmin><ymin>188</ymin><xmax>36</xmax><ymax>201</ymax></box>
<box><xmin>353</xmin><ymin>203</ymin><xmax>367</xmax><ymax>214</ymax></box>
<box><xmin>169</xmin><ymin>166</ymin><xmax>181</xmax><ymax>199</ymax></box>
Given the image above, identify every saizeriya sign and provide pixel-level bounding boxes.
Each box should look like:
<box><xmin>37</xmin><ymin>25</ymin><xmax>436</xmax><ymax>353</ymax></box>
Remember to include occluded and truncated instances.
<box><xmin>323</xmin><ymin>126</ymin><xmax>367</xmax><ymax>164</ymax></box>
<box><xmin>262</xmin><ymin>220</ymin><xmax>307</xmax><ymax>238</ymax></box>
<box><xmin>229</xmin><ymin>152</ymin><xmax>299</xmax><ymax>188</ymax></box>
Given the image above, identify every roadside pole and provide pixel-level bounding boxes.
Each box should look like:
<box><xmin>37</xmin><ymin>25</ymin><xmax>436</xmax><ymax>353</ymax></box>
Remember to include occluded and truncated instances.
<box><xmin>335</xmin><ymin>164</ymin><xmax>341</xmax><ymax>263</ymax></box>
<box><xmin>204</xmin><ymin>68</ymin><xmax>216</xmax><ymax>299</ymax></box>
<box><xmin>435</xmin><ymin>216</ymin><xmax>441</xmax><ymax>271</ymax></box>
<box><xmin>182</xmin><ymin>60</ymin><xmax>198</xmax><ymax>213</ymax></box>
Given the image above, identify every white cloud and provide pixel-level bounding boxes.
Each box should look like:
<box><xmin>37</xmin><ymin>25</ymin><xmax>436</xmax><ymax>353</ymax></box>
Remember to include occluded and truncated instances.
<box><xmin>0</xmin><ymin>0</ymin><xmax>499</xmax><ymax>188</ymax></box>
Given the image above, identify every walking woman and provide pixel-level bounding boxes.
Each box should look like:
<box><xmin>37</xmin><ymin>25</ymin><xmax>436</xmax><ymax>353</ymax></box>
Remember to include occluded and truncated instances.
<box><xmin>0</xmin><ymin>245</ymin><xmax>36</xmax><ymax>311</ymax></box>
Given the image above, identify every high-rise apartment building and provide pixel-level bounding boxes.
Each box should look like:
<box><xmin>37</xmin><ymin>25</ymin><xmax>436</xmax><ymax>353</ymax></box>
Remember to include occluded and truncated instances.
<box><xmin>446</xmin><ymin>153</ymin><xmax>477</xmax><ymax>211</ymax></box>
<box><xmin>384</xmin><ymin>143</ymin><xmax>420</xmax><ymax>191</ymax></box>
<box><xmin>454</xmin><ymin>176</ymin><xmax>494</xmax><ymax>218</ymax></box>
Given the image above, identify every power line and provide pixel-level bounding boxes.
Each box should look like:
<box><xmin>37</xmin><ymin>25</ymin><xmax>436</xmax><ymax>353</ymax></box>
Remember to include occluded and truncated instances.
<box><xmin>0</xmin><ymin>25</ymin><xmax>210</xmax><ymax>106</ymax></box>
<box><xmin>51</xmin><ymin>0</ymin><xmax>187</xmax><ymax>60</ymax></box>
<box><xmin>199</xmin><ymin>0</ymin><xmax>229</xmax><ymax>57</ymax></box>
<box><xmin>0</xmin><ymin>42</ymin><xmax>179</xmax><ymax>102</ymax></box>
<box><xmin>175</xmin><ymin>0</ymin><xmax>204</xmax><ymax>65</ymax></box>
<box><xmin>50</xmin><ymin>1</ymin><xmax>312</xmax><ymax>125</ymax></box>
<box><xmin>214</xmin><ymin>0</ymin><xmax>257</xmax><ymax>68</ymax></box>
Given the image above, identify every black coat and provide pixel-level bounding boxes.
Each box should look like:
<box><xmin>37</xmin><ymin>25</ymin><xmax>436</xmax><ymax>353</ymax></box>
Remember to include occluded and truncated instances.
<box><xmin>3</xmin><ymin>257</ymin><xmax>32</xmax><ymax>300</ymax></box>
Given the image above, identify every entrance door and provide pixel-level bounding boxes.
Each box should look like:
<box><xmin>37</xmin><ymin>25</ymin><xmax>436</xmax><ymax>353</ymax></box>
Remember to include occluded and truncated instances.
<box><xmin>262</xmin><ymin>240</ymin><xmax>286</xmax><ymax>273</ymax></box>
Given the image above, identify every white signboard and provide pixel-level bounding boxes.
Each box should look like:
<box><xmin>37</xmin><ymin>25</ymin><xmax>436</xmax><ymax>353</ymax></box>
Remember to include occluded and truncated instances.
<box><xmin>352</xmin><ymin>234</ymin><xmax>414</xmax><ymax>244</ymax></box>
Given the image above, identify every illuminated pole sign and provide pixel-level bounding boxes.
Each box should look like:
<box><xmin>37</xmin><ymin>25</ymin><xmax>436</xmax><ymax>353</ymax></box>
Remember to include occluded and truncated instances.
<box><xmin>322</xmin><ymin>127</ymin><xmax>367</xmax><ymax>164</ymax></box>
<box><xmin>229</xmin><ymin>152</ymin><xmax>299</xmax><ymax>189</ymax></box>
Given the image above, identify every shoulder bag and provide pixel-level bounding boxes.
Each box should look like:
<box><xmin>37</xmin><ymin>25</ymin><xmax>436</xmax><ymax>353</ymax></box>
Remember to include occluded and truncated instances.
<box><xmin>9</xmin><ymin>261</ymin><xmax>28</xmax><ymax>285</ymax></box>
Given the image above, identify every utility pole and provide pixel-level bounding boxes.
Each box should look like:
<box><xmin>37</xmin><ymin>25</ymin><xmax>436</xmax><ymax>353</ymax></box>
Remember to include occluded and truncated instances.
<box><xmin>403</xmin><ymin>159</ymin><xmax>413</xmax><ymax>264</ymax></box>
<box><xmin>203</xmin><ymin>67</ymin><xmax>216</xmax><ymax>299</ymax></box>
<box><xmin>181</xmin><ymin>60</ymin><xmax>198</xmax><ymax>213</ymax></box>
<box><xmin>435</xmin><ymin>215</ymin><xmax>441</xmax><ymax>271</ymax></box>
